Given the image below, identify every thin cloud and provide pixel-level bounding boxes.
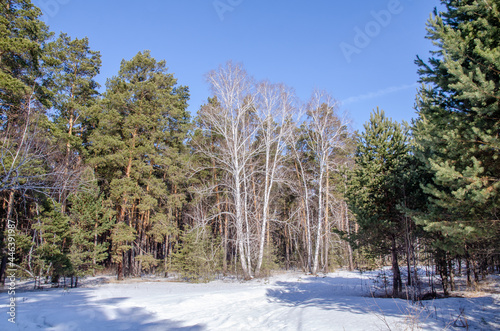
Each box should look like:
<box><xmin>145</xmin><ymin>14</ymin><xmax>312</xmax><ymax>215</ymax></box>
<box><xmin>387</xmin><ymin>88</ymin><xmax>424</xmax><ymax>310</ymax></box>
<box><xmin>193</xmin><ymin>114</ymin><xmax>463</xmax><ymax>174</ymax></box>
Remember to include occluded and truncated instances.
<box><xmin>341</xmin><ymin>83</ymin><xmax>419</xmax><ymax>105</ymax></box>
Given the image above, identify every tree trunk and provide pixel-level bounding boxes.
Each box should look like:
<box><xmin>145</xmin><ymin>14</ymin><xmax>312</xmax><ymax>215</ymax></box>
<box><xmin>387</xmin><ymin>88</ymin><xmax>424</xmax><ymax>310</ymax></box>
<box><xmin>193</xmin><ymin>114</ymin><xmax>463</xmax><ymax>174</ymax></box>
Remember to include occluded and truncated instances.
<box><xmin>223</xmin><ymin>197</ymin><xmax>229</xmax><ymax>274</ymax></box>
<box><xmin>293</xmin><ymin>160</ymin><xmax>312</xmax><ymax>273</ymax></box>
<box><xmin>391</xmin><ymin>235</ymin><xmax>402</xmax><ymax>296</ymax></box>
<box><xmin>312</xmin><ymin>166</ymin><xmax>325</xmax><ymax>274</ymax></box>
<box><xmin>323</xmin><ymin>166</ymin><xmax>329</xmax><ymax>273</ymax></box>
<box><xmin>117</xmin><ymin>256</ymin><xmax>124</xmax><ymax>281</ymax></box>
<box><xmin>448</xmin><ymin>259</ymin><xmax>455</xmax><ymax>291</ymax></box>
<box><xmin>285</xmin><ymin>225</ymin><xmax>290</xmax><ymax>270</ymax></box>
<box><xmin>235</xmin><ymin>171</ymin><xmax>251</xmax><ymax>279</ymax></box>
<box><xmin>466</xmin><ymin>247</ymin><xmax>472</xmax><ymax>288</ymax></box>
<box><xmin>438</xmin><ymin>253</ymin><xmax>449</xmax><ymax>296</ymax></box>
<box><xmin>345</xmin><ymin>202</ymin><xmax>354</xmax><ymax>271</ymax></box>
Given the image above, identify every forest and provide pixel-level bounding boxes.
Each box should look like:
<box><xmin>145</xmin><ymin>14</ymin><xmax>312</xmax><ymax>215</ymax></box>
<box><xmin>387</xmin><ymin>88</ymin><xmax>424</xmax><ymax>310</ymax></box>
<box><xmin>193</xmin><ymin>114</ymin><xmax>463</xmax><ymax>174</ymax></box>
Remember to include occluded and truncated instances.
<box><xmin>1</xmin><ymin>0</ymin><xmax>499</xmax><ymax>300</ymax></box>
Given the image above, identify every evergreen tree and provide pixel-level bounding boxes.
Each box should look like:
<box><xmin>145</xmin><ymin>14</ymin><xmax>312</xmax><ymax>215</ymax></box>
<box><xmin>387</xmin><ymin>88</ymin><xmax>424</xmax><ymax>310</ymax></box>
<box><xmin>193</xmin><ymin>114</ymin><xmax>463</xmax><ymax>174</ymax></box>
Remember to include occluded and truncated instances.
<box><xmin>46</xmin><ymin>33</ymin><xmax>101</xmax><ymax>161</ymax></box>
<box><xmin>0</xmin><ymin>0</ymin><xmax>53</xmax><ymax>284</ymax></box>
<box><xmin>347</xmin><ymin>109</ymin><xmax>416</xmax><ymax>296</ymax></box>
<box><xmin>88</xmin><ymin>50</ymin><xmax>190</xmax><ymax>278</ymax></box>
<box><xmin>0</xmin><ymin>0</ymin><xmax>51</xmax><ymax>113</ymax></box>
<box><xmin>171</xmin><ymin>225</ymin><xmax>223</xmax><ymax>282</ymax></box>
<box><xmin>414</xmin><ymin>0</ymin><xmax>500</xmax><ymax>289</ymax></box>
<box><xmin>44</xmin><ymin>33</ymin><xmax>102</xmax><ymax>211</ymax></box>
<box><xmin>67</xmin><ymin>169</ymin><xmax>114</xmax><ymax>280</ymax></box>
<box><xmin>0</xmin><ymin>0</ymin><xmax>53</xmax><ymax>194</ymax></box>
<box><xmin>110</xmin><ymin>222</ymin><xmax>136</xmax><ymax>281</ymax></box>
<box><xmin>32</xmin><ymin>200</ymin><xmax>72</xmax><ymax>286</ymax></box>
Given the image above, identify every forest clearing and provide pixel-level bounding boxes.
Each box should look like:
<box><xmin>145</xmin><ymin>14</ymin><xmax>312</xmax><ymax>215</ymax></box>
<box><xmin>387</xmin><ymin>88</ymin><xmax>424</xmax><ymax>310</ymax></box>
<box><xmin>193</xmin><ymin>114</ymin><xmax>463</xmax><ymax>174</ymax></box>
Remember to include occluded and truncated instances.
<box><xmin>1</xmin><ymin>0</ymin><xmax>499</xmax><ymax>329</ymax></box>
<box><xmin>1</xmin><ymin>268</ymin><xmax>499</xmax><ymax>330</ymax></box>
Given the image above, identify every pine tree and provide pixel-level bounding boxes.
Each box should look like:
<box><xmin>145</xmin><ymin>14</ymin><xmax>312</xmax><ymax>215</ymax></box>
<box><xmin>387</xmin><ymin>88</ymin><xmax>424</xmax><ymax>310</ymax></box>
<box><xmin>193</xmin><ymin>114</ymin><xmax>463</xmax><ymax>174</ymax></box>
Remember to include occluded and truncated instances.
<box><xmin>414</xmin><ymin>0</ymin><xmax>500</xmax><ymax>288</ymax></box>
<box><xmin>110</xmin><ymin>222</ymin><xmax>136</xmax><ymax>281</ymax></box>
<box><xmin>32</xmin><ymin>200</ymin><xmax>72</xmax><ymax>287</ymax></box>
<box><xmin>88</xmin><ymin>51</ymin><xmax>190</xmax><ymax>279</ymax></box>
<box><xmin>0</xmin><ymin>0</ymin><xmax>53</xmax><ymax>285</ymax></box>
<box><xmin>0</xmin><ymin>0</ymin><xmax>51</xmax><ymax>112</ymax></box>
<box><xmin>44</xmin><ymin>33</ymin><xmax>101</xmax><ymax>211</ymax></box>
<box><xmin>171</xmin><ymin>225</ymin><xmax>223</xmax><ymax>282</ymax></box>
<box><xmin>347</xmin><ymin>108</ymin><xmax>416</xmax><ymax>296</ymax></box>
<box><xmin>0</xmin><ymin>0</ymin><xmax>53</xmax><ymax>194</ymax></box>
<box><xmin>67</xmin><ymin>169</ymin><xmax>114</xmax><ymax>281</ymax></box>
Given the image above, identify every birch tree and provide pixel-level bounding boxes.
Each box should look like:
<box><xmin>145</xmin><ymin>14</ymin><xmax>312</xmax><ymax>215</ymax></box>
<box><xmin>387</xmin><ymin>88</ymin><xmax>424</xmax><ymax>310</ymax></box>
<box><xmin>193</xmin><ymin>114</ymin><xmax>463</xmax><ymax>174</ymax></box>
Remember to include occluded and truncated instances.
<box><xmin>304</xmin><ymin>91</ymin><xmax>349</xmax><ymax>274</ymax></box>
<box><xmin>254</xmin><ymin>81</ymin><xmax>296</xmax><ymax>276</ymax></box>
<box><xmin>197</xmin><ymin>61</ymin><xmax>258</xmax><ymax>279</ymax></box>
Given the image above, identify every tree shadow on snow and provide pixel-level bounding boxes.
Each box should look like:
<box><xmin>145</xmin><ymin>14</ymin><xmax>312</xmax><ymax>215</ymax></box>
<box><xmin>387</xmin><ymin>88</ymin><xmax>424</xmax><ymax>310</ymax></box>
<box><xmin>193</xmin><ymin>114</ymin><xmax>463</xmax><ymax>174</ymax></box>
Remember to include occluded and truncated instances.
<box><xmin>265</xmin><ymin>275</ymin><xmax>500</xmax><ymax>329</ymax></box>
<box><xmin>1</xmin><ymin>289</ymin><xmax>205</xmax><ymax>331</ymax></box>
<box><xmin>266</xmin><ymin>276</ymin><xmax>382</xmax><ymax>315</ymax></box>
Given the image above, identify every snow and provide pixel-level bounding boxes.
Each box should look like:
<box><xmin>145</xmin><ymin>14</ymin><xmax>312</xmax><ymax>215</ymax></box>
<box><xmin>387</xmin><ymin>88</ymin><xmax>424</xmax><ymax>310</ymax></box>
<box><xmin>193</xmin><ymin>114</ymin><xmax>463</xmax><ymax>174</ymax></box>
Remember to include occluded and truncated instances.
<box><xmin>1</xmin><ymin>270</ymin><xmax>499</xmax><ymax>330</ymax></box>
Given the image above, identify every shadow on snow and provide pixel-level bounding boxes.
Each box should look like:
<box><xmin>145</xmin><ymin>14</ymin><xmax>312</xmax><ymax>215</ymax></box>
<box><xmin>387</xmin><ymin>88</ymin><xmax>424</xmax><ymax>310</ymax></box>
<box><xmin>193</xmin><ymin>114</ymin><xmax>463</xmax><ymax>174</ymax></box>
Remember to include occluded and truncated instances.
<box><xmin>0</xmin><ymin>289</ymin><xmax>204</xmax><ymax>331</ymax></box>
<box><xmin>265</xmin><ymin>275</ymin><xmax>500</xmax><ymax>330</ymax></box>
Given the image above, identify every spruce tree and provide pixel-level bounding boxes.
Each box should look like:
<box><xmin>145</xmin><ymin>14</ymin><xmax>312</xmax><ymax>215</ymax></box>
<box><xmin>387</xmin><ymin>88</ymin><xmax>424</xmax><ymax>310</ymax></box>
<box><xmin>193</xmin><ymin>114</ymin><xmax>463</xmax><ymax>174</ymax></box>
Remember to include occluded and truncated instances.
<box><xmin>414</xmin><ymin>0</ymin><xmax>500</xmax><ymax>287</ymax></box>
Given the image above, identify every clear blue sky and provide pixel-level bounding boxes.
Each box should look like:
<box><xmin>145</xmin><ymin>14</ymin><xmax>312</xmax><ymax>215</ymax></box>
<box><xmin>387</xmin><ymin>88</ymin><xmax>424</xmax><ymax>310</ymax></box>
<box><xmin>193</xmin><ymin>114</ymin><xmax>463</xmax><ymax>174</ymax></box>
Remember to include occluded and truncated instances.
<box><xmin>33</xmin><ymin>0</ymin><xmax>439</xmax><ymax>131</ymax></box>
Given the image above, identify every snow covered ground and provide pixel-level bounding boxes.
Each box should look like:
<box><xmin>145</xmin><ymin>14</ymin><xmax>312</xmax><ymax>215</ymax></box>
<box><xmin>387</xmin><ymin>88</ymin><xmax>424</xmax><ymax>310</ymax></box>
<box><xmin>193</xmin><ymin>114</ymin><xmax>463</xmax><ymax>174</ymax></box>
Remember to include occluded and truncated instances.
<box><xmin>1</xmin><ymin>270</ymin><xmax>499</xmax><ymax>330</ymax></box>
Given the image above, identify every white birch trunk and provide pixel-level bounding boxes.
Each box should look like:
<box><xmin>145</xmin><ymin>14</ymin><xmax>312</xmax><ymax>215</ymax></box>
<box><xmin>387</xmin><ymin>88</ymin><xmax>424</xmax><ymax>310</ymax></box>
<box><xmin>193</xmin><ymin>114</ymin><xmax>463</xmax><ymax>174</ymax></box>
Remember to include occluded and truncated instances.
<box><xmin>312</xmin><ymin>163</ymin><xmax>324</xmax><ymax>274</ymax></box>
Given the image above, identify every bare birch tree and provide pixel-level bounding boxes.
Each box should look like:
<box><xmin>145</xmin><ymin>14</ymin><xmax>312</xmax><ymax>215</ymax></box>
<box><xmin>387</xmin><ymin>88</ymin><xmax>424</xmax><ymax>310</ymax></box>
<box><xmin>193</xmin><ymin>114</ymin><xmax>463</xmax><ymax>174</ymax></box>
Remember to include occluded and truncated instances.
<box><xmin>254</xmin><ymin>81</ymin><xmax>296</xmax><ymax>276</ymax></box>
<box><xmin>197</xmin><ymin>61</ymin><xmax>258</xmax><ymax>279</ymax></box>
<box><xmin>304</xmin><ymin>91</ymin><xmax>349</xmax><ymax>274</ymax></box>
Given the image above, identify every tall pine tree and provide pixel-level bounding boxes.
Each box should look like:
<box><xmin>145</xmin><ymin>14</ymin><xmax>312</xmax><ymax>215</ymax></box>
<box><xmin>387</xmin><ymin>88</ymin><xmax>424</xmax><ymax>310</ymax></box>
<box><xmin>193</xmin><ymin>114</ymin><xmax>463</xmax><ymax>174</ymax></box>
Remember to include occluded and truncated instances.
<box><xmin>414</xmin><ymin>0</ymin><xmax>500</xmax><ymax>288</ymax></box>
<box><xmin>88</xmin><ymin>51</ymin><xmax>190</xmax><ymax>279</ymax></box>
<box><xmin>0</xmin><ymin>0</ymin><xmax>53</xmax><ymax>284</ymax></box>
<box><xmin>45</xmin><ymin>33</ymin><xmax>101</xmax><ymax>211</ymax></box>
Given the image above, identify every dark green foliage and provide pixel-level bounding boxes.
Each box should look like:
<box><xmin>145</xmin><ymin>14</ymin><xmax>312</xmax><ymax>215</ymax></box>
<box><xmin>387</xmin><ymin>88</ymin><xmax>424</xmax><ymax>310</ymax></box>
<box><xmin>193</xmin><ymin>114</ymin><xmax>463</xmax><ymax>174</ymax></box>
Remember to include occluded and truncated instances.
<box><xmin>171</xmin><ymin>226</ymin><xmax>223</xmax><ymax>282</ymax></box>
<box><xmin>347</xmin><ymin>109</ymin><xmax>411</xmax><ymax>252</ymax></box>
<box><xmin>0</xmin><ymin>0</ymin><xmax>52</xmax><ymax>111</ymax></box>
<box><xmin>45</xmin><ymin>32</ymin><xmax>101</xmax><ymax>160</ymax></box>
<box><xmin>88</xmin><ymin>50</ymin><xmax>190</xmax><ymax>216</ymax></box>
<box><xmin>414</xmin><ymin>0</ymin><xmax>500</xmax><ymax>282</ymax></box>
<box><xmin>0</xmin><ymin>0</ymin><xmax>54</xmax><ymax>194</ymax></box>
<box><xmin>87</xmin><ymin>50</ymin><xmax>190</xmax><ymax>278</ymax></box>
<box><xmin>31</xmin><ymin>200</ymin><xmax>72</xmax><ymax>285</ymax></box>
<box><xmin>110</xmin><ymin>222</ymin><xmax>136</xmax><ymax>280</ymax></box>
<box><xmin>67</xmin><ymin>169</ymin><xmax>114</xmax><ymax>277</ymax></box>
<box><xmin>347</xmin><ymin>108</ymin><xmax>420</xmax><ymax>295</ymax></box>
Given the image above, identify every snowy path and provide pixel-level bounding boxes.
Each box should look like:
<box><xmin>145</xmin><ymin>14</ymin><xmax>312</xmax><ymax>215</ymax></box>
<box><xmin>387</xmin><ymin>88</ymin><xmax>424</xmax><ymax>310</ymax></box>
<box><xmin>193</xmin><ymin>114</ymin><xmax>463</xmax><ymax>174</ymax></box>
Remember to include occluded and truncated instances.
<box><xmin>1</xmin><ymin>271</ymin><xmax>499</xmax><ymax>330</ymax></box>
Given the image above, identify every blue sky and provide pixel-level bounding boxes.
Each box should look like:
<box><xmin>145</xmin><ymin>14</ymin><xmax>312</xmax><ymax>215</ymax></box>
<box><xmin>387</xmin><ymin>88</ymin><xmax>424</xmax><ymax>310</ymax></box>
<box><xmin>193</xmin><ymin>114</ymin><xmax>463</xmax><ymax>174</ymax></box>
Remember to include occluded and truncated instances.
<box><xmin>33</xmin><ymin>0</ymin><xmax>439</xmax><ymax>131</ymax></box>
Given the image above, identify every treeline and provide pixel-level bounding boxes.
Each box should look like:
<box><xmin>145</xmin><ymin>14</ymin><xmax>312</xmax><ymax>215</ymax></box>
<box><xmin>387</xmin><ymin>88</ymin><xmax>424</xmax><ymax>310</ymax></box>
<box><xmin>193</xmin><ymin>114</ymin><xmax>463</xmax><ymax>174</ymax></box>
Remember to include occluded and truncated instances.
<box><xmin>1</xmin><ymin>0</ymin><xmax>498</xmax><ymax>296</ymax></box>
